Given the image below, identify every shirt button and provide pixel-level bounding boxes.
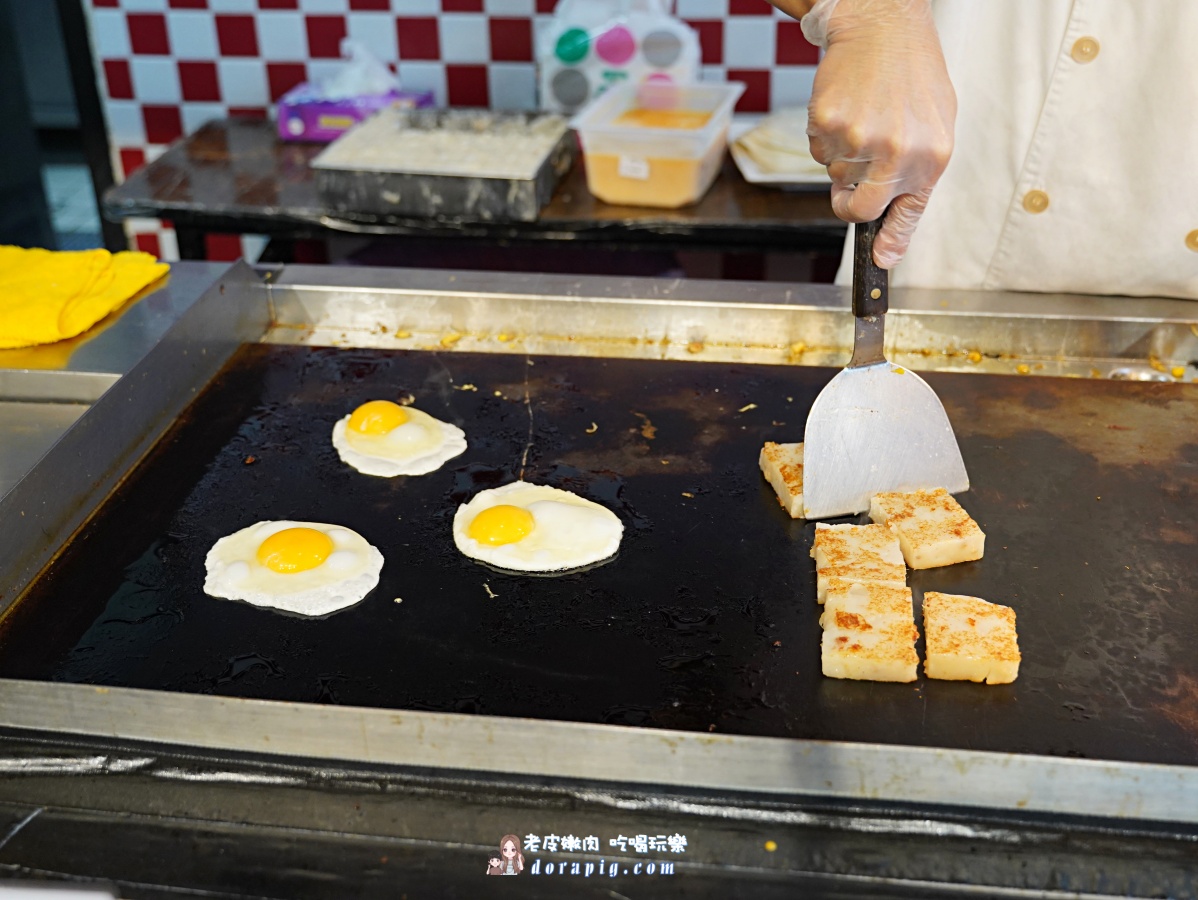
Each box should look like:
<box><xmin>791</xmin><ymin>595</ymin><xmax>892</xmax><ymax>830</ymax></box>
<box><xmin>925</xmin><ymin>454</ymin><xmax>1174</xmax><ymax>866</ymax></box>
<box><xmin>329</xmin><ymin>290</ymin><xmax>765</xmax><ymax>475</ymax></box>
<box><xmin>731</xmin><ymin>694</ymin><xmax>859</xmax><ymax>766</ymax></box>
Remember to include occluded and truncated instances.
<box><xmin>1022</xmin><ymin>190</ymin><xmax>1050</xmax><ymax>214</ymax></box>
<box><xmin>1186</xmin><ymin>230</ymin><xmax>1198</xmax><ymax>252</ymax></box>
<box><xmin>1071</xmin><ymin>37</ymin><xmax>1100</xmax><ymax>63</ymax></box>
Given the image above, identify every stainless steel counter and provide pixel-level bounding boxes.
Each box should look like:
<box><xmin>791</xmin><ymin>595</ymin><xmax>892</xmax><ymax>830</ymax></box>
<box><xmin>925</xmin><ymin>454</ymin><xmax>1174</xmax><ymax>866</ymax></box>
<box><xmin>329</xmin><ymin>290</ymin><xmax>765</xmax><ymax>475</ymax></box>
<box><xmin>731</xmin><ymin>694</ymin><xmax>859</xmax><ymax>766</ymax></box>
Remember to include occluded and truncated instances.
<box><xmin>0</xmin><ymin>262</ymin><xmax>231</xmax><ymax>498</ymax></box>
<box><xmin>1</xmin><ymin>264</ymin><xmax>1196</xmax><ymax>898</ymax></box>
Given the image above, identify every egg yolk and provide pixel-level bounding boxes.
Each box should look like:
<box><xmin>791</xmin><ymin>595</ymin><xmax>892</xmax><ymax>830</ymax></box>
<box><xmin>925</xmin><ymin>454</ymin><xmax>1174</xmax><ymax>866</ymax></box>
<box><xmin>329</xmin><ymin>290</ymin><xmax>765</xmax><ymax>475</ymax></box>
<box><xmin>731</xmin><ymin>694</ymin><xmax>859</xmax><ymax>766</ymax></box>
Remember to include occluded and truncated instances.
<box><xmin>348</xmin><ymin>400</ymin><xmax>408</xmax><ymax>435</ymax></box>
<box><xmin>468</xmin><ymin>504</ymin><xmax>535</xmax><ymax>546</ymax></box>
<box><xmin>257</xmin><ymin>527</ymin><xmax>334</xmax><ymax>573</ymax></box>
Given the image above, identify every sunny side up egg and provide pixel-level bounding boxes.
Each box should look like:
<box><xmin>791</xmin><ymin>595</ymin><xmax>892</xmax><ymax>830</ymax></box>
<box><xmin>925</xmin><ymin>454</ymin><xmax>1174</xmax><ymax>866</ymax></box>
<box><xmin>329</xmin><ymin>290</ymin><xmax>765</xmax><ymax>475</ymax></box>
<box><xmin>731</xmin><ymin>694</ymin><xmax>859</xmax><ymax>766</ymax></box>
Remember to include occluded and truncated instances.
<box><xmin>332</xmin><ymin>399</ymin><xmax>467</xmax><ymax>477</ymax></box>
<box><xmin>204</xmin><ymin>520</ymin><xmax>384</xmax><ymax>617</ymax></box>
<box><xmin>452</xmin><ymin>482</ymin><xmax>623</xmax><ymax>573</ymax></box>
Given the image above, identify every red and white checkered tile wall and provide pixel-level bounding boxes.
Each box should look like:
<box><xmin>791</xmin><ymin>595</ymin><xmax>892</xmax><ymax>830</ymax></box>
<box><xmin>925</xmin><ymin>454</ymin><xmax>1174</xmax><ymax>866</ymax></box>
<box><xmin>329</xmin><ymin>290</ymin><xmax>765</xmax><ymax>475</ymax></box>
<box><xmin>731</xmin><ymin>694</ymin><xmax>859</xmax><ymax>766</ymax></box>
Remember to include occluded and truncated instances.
<box><xmin>87</xmin><ymin>0</ymin><xmax>818</xmax><ymax>260</ymax></box>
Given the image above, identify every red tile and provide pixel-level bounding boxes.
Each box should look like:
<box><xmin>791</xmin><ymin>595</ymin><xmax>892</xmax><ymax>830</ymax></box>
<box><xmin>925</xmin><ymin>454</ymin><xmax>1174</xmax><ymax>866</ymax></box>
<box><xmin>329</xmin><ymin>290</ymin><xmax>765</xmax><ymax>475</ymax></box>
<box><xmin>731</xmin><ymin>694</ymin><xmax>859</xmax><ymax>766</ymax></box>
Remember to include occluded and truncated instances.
<box><xmin>728</xmin><ymin>0</ymin><xmax>772</xmax><ymax>12</ymax></box>
<box><xmin>168</xmin><ymin>0</ymin><xmax>208</xmax><ymax>8</ymax></box>
<box><xmin>446</xmin><ymin>64</ymin><xmax>488</xmax><ymax>107</ymax></box>
<box><xmin>535</xmin><ymin>0</ymin><xmax>558</xmax><ymax>11</ymax></box>
<box><xmin>397</xmin><ymin>17</ymin><xmax>439</xmax><ymax>61</ymax></box>
<box><xmin>442</xmin><ymin>0</ymin><xmax>483</xmax><ymax>10</ymax></box>
<box><xmin>305</xmin><ymin>15</ymin><xmax>347</xmax><ymax>58</ymax></box>
<box><xmin>215</xmin><ymin>15</ymin><xmax>259</xmax><ymax>57</ymax></box>
<box><xmin>686</xmin><ymin>20</ymin><xmax>723</xmax><ymax>65</ymax></box>
<box><xmin>266</xmin><ymin>62</ymin><xmax>308</xmax><ymax>101</ymax></box>
<box><xmin>293</xmin><ymin>239</ymin><xmax>329</xmax><ymax>264</ymax></box>
<box><xmin>142</xmin><ymin>105</ymin><xmax>185</xmax><ymax>144</ymax></box>
<box><xmin>135</xmin><ymin>233</ymin><xmax>163</xmax><ymax>257</ymax></box>
<box><xmin>178</xmin><ymin>61</ymin><xmax>220</xmax><ymax>102</ymax></box>
<box><xmin>258</xmin><ymin>0</ymin><xmax>299</xmax><ymax>8</ymax></box>
<box><xmin>103</xmin><ymin>59</ymin><xmax>134</xmax><ymax>100</ymax></box>
<box><xmin>489</xmin><ymin>18</ymin><xmax>532</xmax><ymax>63</ymax></box>
<box><xmin>349</xmin><ymin>0</ymin><xmax>389</xmax><ymax>8</ymax></box>
<box><xmin>228</xmin><ymin>106</ymin><xmax>269</xmax><ymax>119</ymax></box>
<box><xmin>775</xmin><ymin>20</ymin><xmax>818</xmax><ymax>65</ymax></box>
<box><xmin>127</xmin><ymin>14</ymin><xmax>170</xmax><ymax>55</ymax></box>
<box><xmin>205</xmin><ymin>233</ymin><xmax>244</xmax><ymax>262</ymax></box>
<box><xmin>726</xmin><ymin>68</ymin><xmax>770</xmax><ymax>112</ymax></box>
<box><xmin>92</xmin><ymin>0</ymin><xmax>119</xmax><ymax>7</ymax></box>
<box><xmin>119</xmin><ymin>147</ymin><xmax>147</xmax><ymax>179</ymax></box>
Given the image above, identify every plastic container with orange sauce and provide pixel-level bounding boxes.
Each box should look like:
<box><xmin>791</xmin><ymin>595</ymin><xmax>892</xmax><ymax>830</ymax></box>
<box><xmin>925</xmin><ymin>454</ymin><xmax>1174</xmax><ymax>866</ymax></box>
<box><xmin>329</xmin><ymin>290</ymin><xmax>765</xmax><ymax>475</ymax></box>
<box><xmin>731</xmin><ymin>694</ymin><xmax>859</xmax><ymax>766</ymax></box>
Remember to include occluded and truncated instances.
<box><xmin>570</xmin><ymin>81</ymin><xmax>746</xmax><ymax>208</ymax></box>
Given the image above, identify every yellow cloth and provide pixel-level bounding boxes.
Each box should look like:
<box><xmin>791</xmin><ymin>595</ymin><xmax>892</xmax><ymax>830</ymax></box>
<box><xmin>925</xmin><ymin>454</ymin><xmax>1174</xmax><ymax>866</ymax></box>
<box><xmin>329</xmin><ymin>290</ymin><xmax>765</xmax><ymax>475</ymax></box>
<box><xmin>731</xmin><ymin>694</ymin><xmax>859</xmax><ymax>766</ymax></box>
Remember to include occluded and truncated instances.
<box><xmin>0</xmin><ymin>246</ymin><xmax>169</xmax><ymax>350</ymax></box>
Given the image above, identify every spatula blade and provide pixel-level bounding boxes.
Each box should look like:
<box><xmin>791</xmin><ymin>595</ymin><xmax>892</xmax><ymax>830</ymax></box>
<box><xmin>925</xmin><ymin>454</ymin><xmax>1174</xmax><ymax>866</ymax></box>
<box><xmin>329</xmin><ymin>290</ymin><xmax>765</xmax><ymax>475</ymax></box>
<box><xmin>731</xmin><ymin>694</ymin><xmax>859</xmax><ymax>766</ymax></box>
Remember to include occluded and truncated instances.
<box><xmin>802</xmin><ymin>361</ymin><xmax>969</xmax><ymax>520</ymax></box>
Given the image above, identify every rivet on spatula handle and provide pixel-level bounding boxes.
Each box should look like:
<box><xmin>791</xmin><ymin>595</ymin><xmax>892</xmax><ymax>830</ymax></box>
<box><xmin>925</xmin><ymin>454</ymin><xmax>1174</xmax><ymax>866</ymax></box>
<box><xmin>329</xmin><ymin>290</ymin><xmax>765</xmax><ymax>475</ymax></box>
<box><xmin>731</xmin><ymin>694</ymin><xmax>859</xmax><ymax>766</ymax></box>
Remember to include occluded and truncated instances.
<box><xmin>853</xmin><ymin>217</ymin><xmax>888</xmax><ymax>319</ymax></box>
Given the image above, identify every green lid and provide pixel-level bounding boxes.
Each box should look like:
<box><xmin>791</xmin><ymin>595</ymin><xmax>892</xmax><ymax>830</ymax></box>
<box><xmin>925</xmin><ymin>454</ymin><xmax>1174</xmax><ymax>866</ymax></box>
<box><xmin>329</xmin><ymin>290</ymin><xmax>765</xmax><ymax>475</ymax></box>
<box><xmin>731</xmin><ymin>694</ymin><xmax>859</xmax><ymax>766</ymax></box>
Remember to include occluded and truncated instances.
<box><xmin>555</xmin><ymin>27</ymin><xmax>590</xmax><ymax>64</ymax></box>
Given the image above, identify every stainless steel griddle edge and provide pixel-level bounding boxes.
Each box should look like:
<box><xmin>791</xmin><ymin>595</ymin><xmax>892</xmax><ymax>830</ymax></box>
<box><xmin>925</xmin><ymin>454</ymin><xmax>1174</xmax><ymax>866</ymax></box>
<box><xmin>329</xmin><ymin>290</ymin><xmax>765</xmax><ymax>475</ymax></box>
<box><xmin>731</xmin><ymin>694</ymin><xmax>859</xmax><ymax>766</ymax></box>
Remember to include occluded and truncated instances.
<box><xmin>1</xmin><ymin>263</ymin><xmax>1196</xmax><ymax>828</ymax></box>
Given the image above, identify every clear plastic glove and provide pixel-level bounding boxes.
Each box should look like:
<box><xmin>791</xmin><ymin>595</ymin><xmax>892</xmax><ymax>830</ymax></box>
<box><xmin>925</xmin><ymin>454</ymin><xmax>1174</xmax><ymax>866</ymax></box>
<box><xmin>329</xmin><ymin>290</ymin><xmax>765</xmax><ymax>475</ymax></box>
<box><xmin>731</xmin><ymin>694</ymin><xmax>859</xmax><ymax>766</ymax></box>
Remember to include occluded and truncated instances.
<box><xmin>801</xmin><ymin>0</ymin><xmax>956</xmax><ymax>268</ymax></box>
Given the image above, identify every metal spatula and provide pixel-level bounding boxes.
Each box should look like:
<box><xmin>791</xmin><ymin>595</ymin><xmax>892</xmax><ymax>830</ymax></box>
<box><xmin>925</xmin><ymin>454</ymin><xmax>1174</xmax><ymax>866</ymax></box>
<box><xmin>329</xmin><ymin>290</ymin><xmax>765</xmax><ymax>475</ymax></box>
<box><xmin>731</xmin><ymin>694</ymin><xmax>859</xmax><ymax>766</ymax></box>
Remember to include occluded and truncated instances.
<box><xmin>802</xmin><ymin>218</ymin><xmax>969</xmax><ymax>519</ymax></box>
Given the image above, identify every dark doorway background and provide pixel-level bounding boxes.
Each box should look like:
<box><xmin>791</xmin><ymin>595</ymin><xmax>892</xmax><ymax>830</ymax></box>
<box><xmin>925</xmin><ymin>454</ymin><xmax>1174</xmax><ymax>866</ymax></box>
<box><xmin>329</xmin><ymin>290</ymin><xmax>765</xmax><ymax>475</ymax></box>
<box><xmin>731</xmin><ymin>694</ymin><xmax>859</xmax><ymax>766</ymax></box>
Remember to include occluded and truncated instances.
<box><xmin>0</xmin><ymin>0</ymin><xmax>122</xmax><ymax>252</ymax></box>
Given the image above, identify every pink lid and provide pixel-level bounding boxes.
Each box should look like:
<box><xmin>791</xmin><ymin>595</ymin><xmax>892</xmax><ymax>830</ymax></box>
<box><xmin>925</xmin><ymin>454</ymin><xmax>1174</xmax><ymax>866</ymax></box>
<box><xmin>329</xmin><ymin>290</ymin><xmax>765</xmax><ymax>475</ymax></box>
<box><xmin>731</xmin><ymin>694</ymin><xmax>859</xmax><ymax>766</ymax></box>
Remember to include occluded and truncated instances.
<box><xmin>595</xmin><ymin>25</ymin><xmax>636</xmax><ymax>65</ymax></box>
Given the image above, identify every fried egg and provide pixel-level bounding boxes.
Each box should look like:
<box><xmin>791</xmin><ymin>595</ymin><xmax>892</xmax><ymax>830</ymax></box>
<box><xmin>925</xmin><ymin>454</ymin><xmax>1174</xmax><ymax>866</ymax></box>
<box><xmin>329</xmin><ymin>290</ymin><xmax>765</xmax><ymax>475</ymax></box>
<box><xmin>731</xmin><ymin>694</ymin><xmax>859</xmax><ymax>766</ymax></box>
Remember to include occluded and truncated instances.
<box><xmin>332</xmin><ymin>399</ymin><xmax>466</xmax><ymax>477</ymax></box>
<box><xmin>452</xmin><ymin>482</ymin><xmax>623</xmax><ymax>573</ymax></box>
<box><xmin>204</xmin><ymin>520</ymin><xmax>383</xmax><ymax>617</ymax></box>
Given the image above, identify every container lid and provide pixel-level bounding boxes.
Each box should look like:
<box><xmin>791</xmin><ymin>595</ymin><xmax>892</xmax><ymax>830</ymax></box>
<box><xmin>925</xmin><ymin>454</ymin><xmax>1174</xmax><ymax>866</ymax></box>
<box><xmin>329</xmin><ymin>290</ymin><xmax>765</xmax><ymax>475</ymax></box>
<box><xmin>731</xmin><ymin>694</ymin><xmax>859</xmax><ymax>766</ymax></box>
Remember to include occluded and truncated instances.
<box><xmin>569</xmin><ymin>80</ymin><xmax>746</xmax><ymax>142</ymax></box>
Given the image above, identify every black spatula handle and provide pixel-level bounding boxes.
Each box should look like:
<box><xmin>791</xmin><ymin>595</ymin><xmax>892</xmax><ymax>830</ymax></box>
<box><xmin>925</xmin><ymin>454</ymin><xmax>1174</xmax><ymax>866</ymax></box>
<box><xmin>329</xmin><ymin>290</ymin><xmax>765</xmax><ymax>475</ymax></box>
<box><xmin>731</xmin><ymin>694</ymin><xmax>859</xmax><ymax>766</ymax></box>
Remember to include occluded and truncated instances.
<box><xmin>852</xmin><ymin>217</ymin><xmax>888</xmax><ymax>319</ymax></box>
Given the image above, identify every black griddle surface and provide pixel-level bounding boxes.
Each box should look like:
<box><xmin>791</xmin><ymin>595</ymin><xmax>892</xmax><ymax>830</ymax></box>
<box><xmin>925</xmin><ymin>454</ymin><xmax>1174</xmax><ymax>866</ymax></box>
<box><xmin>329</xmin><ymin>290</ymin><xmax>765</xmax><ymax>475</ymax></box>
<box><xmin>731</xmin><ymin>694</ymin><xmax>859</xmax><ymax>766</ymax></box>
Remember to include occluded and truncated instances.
<box><xmin>2</xmin><ymin>345</ymin><xmax>1197</xmax><ymax>767</ymax></box>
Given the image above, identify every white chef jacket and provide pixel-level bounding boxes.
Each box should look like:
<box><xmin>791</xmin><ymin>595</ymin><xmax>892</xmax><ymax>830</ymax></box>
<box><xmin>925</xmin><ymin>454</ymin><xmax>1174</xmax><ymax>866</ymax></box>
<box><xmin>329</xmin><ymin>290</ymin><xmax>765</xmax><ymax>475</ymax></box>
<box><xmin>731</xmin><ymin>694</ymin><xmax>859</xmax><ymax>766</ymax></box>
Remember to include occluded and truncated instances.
<box><xmin>835</xmin><ymin>0</ymin><xmax>1198</xmax><ymax>299</ymax></box>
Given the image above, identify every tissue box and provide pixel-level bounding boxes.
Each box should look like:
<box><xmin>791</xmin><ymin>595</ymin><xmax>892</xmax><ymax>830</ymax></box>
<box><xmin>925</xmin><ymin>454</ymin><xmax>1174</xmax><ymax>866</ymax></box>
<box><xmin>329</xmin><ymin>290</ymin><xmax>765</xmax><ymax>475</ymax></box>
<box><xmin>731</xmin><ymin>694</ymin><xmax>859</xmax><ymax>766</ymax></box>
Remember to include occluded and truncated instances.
<box><xmin>276</xmin><ymin>84</ymin><xmax>434</xmax><ymax>143</ymax></box>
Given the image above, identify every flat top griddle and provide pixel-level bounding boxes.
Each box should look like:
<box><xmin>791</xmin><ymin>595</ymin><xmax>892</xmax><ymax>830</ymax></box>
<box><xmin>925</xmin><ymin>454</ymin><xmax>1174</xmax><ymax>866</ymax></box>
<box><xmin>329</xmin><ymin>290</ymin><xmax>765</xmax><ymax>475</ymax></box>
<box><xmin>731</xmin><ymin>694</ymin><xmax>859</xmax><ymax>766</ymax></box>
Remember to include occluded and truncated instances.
<box><xmin>2</xmin><ymin>344</ymin><xmax>1196</xmax><ymax>767</ymax></box>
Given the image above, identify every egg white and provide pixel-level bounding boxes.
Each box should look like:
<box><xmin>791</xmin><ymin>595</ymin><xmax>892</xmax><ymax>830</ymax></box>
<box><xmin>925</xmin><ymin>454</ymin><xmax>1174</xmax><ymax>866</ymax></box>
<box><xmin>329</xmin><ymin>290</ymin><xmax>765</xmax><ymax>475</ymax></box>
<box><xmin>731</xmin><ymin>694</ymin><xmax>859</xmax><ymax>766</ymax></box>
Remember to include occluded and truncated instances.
<box><xmin>332</xmin><ymin>405</ymin><xmax>467</xmax><ymax>477</ymax></box>
<box><xmin>204</xmin><ymin>520</ymin><xmax>383</xmax><ymax>617</ymax></box>
<box><xmin>452</xmin><ymin>482</ymin><xmax>623</xmax><ymax>573</ymax></box>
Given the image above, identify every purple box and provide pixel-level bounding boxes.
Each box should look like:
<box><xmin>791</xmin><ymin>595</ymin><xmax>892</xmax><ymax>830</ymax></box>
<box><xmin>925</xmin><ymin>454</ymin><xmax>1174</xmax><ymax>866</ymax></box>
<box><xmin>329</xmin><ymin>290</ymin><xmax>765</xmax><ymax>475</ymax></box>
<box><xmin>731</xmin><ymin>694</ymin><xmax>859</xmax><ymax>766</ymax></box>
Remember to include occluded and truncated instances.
<box><xmin>276</xmin><ymin>84</ymin><xmax>435</xmax><ymax>143</ymax></box>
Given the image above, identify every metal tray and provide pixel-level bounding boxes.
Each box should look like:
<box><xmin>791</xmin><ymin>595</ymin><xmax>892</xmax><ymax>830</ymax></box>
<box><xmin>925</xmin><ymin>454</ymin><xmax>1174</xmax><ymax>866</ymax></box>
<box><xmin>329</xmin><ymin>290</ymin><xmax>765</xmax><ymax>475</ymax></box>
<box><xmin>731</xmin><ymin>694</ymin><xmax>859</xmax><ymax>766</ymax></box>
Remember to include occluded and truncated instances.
<box><xmin>1</xmin><ymin>264</ymin><xmax>1197</xmax><ymax>829</ymax></box>
<box><xmin>312</xmin><ymin>109</ymin><xmax>576</xmax><ymax>223</ymax></box>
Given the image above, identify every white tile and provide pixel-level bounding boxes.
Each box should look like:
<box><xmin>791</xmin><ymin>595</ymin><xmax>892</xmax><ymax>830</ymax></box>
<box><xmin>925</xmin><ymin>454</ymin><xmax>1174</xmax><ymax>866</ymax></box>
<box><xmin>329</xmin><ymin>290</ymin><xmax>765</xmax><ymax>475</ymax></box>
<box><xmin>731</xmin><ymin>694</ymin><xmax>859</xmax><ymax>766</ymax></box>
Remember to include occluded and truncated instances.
<box><xmin>145</xmin><ymin>146</ymin><xmax>169</xmax><ymax>164</ymax></box>
<box><xmin>485</xmin><ymin>0</ymin><xmax>534</xmax><ymax>14</ymax></box>
<box><xmin>126</xmin><ymin>218</ymin><xmax>162</xmax><ymax>238</ymax></box>
<box><xmin>88</xmin><ymin>9</ymin><xmax>130</xmax><ymax>58</ymax></box>
<box><xmin>397</xmin><ymin>61</ymin><xmax>447</xmax><ymax>107</ymax></box>
<box><xmin>724</xmin><ymin>18</ymin><xmax>775</xmax><ymax>67</ymax></box>
<box><xmin>676</xmin><ymin>0</ymin><xmax>728</xmax><ymax>17</ymax></box>
<box><xmin>167</xmin><ymin>12</ymin><xmax>218</xmax><ymax>59</ymax></box>
<box><xmin>240</xmin><ymin>234</ymin><xmax>269</xmax><ymax>263</ymax></box>
<box><xmin>217</xmin><ymin>59</ymin><xmax>270</xmax><ymax>106</ymax></box>
<box><xmin>130</xmin><ymin>57</ymin><xmax>181</xmax><ymax>104</ymax></box>
<box><xmin>347</xmin><ymin>13</ymin><xmax>398</xmax><ymax>63</ymax></box>
<box><xmin>157</xmin><ymin>226</ymin><xmax>179</xmax><ymax>261</ymax></box>
<box><xmin>488</xmin><ymin>62</ymin><xmax>536</xmax><ymax>111</ymax></box>
<box><xmin>121</xmin><ymin>0</ymin><xmax>167</xmax><ymax>10</ymax></box>
<box><xmin>182</xmin><ymin>102</ymin><xmax>228</xmax><ymax>135</ymax></box>
<box><xmin>299</xmin><ymin>0</ymin><xmax>349</xmax><ymax>11</ymax></box>
<box><xmin>258</xmin><ymin>12</ymin><xmax>308</xmax><ymax>61</ymax></box>
<box><xmin>208</xmin><ymin>0</ymin><xmax>256</xmax><ymax>12</ymax></box>
<box><xmin>770</xmin><ymin>65</ymin><xmax>815</xmax><ymax>110</ymax></box>
<box><xmin>393</xmin><ymin>0</ymin><xmax>440</xmax><ymax>13</ymax></box>
<box><xmin>438</xmin><ymin>14</ymin><xmax>489</xmax><ymax>64</ymax></box>
<box><xmin>104</xmin><ymin>102</ymin><xmax>146</xmax><ymax>145</ymax></box>
<box><xmin>700</xmin><ymin>65</ymin><xmax>727</xmax><ymax>82</ymax></box>
<box><xmin>129</xmin><ymin>56</ymin><xmax>180</xmax><ymax>103</ymax></box>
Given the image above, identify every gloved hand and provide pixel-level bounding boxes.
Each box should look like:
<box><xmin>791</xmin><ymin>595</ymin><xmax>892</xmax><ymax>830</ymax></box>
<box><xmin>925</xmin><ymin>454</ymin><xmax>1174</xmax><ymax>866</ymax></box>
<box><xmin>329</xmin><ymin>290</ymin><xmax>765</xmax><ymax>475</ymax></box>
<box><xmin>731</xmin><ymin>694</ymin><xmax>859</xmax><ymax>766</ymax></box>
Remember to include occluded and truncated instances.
<box><xmin>801</xmin><ymin>0</ymin><xmax>956</xmax><ymax>268</ymax></box>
